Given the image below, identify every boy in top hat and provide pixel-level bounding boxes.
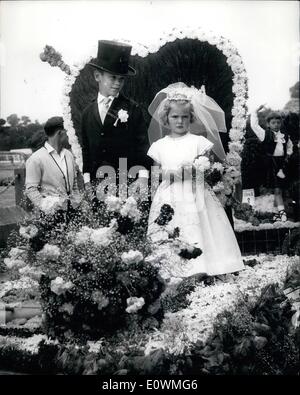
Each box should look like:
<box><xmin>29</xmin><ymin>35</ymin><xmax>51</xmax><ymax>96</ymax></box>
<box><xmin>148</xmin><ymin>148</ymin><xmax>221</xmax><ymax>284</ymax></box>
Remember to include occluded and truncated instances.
<box><xmin>251</xmin><ymin>105</ymin><xmax>293</xmax><ymax>221</ymax></box>
<box><xmin>25</xmin><ymin>116</ymin><xmax>82</xmax><ymax>218</ymax></box>
<box><xmin>81</xmin><ymin>40</ymin><xmax>151</xmax><ymax>201</ymax></box>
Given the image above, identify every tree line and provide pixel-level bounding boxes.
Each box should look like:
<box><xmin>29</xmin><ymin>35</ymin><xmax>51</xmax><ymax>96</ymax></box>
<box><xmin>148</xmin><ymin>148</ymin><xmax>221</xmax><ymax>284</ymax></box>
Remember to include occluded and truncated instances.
<box><xmin>0</xmin><ymin>114</ymin><xmax>46</xmax><ymax>152</ymax></box>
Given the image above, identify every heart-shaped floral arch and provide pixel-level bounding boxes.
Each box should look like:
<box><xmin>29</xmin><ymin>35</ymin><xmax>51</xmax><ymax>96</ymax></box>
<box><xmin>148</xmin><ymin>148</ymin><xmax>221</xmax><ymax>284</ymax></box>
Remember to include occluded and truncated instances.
<box><xmin>41</xmin><ymin>26</ymin><xmax>248</xmax><ymax>205</ymax></box>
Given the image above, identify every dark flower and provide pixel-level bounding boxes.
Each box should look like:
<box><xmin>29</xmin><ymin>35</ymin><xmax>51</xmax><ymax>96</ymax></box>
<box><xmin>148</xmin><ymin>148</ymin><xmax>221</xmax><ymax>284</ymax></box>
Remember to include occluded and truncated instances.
<box><xmin>155</xmin><ymin>204</ymin><xmax>174</xmax><ymax>226</ymax></box>
<box><xmin>168</xmin><ymin>227</ymin><xmax>180</xmax><ymax>239</ymax></box>
<box><xmin>179</xmin><ymin>246</ymin><xmax>202</xmax><ymax>259</ymax></box>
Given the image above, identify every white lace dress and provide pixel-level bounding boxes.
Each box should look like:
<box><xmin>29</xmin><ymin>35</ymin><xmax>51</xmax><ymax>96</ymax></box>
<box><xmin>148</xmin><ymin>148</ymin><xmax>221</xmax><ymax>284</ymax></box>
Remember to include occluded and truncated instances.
<box><xmin>147</xmin><ymin>133</ymin><xmax>244</xmax><ymax>277</ymax></box>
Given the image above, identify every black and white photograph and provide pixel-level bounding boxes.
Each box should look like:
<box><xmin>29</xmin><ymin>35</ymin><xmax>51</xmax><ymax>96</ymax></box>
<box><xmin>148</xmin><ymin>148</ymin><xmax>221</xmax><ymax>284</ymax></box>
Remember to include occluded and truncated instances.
<box><xmin>0</xmin><ymin>0</ymin><xmax>299</xmax><ymax>378</ymax></box>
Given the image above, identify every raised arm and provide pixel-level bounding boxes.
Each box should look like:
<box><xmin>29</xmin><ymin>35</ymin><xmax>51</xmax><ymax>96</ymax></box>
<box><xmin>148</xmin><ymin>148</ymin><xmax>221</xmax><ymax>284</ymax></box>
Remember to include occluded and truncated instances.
<box><xmin>250</xmin><ymin>105</ymin><xmax>266</xmax><ymax>142</ymax></box>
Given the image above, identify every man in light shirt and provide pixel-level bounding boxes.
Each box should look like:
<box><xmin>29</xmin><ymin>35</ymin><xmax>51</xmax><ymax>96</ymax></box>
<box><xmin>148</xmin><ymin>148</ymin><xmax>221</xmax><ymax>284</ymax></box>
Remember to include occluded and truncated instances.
<box><xmin>250</xmin><ymin>105</ymin><xmax>293</xmax><ymax>221</ymax></box>
<box><xmin>25</xmin><ymin>116</ymin><xmax>82</xmax><ymax>219</ymax></box>
<box><xmin>81</xmin><ymin>40</ymin><xmax>152</xmax><ymax>205</ymax></box>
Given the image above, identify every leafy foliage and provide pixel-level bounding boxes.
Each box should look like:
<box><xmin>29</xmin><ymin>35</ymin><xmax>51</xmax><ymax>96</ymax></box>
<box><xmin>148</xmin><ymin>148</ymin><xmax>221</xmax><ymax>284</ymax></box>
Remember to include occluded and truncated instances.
<box><xmin>0</xmin><ymin>115</ymin><xmax>43</xmax><ymax>151</ymax></box>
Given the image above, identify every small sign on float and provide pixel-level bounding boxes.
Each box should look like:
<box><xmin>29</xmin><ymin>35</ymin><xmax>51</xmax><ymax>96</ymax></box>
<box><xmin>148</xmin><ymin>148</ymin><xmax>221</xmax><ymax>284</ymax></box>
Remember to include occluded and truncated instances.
<box><xmin>242</xmin><ymin>188</ymin><xmax>255</xmax><ymax>207</ymax></box>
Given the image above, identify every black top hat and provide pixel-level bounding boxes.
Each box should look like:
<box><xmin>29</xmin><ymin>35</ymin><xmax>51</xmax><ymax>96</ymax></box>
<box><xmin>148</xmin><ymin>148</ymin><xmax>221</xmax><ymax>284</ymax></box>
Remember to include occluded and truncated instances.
<box><xmin>88</xmin><ymin>40</ymin><xmax>136</xmax><ymax>76</ymax></box>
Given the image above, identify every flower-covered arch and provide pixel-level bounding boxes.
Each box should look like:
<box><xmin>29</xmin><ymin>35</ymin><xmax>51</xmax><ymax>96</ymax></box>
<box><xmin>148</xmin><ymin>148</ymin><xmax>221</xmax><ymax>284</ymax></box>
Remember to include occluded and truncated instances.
<box><xmin>41</xmin><ymin>26</ymin><xmax>248</xmax><ymax>203</ymax></box>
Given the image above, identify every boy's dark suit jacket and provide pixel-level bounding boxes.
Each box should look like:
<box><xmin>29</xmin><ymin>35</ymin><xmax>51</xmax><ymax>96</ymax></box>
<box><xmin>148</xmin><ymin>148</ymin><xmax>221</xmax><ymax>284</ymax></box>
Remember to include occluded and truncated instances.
<box><xmin>81</xmin><ymin>93</ymin><xmax>151</xmax><ymax>182</ymax></box>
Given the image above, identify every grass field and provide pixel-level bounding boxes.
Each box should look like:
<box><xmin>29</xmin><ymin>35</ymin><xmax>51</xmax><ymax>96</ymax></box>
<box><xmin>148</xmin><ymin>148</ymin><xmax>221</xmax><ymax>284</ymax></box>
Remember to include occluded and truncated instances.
<box><xmin>0</xmin><ymin>169</ymin><xmax>15</xmax><ymax>208</ymax></box>
<box><xmin>0</xmin><ymin>186</ymin><xmax>15</xmax><ymax>208</ymax></box>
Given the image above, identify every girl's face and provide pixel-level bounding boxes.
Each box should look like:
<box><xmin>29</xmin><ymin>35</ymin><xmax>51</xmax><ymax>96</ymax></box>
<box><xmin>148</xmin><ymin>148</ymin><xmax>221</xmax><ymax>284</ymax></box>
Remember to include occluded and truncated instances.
<box><xmin>167</xmin><ymin>102</ymin><xmax>191</xmax><ymax>136</ymax></box>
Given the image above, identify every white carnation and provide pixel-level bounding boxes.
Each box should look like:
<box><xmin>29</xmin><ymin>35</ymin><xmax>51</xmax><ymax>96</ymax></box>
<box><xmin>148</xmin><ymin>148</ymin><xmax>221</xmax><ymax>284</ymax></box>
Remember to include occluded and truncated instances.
<box><xmin>37</xmin><ymin>243</ymin><xmax>61</xmax><ymax>261</ymax></box>
<box><xmin>59</xmin><ymin>303</ymin><xmax>74</xmax><ymax>315</ymax></box>
<box><xmin>19</xmin><ymin>225</ymin><xmax>38</xmax><ymax>240</ymax></box>
<box><xmin>4</xmin><ymin>257</ymin><xmax>26</xmax><ymax>269</ymax></box>
<box><xmin>105</xmin><ymin>195</ymin><xmax>122</xmax><ymax>212</ymax></box>
<box><xmin>126</xmin><ymin>297</ymin><xmax>145</xmax><ymax>313</ymax></box>
<box><xmin>226</xmin><ymin>152</ymin><xmax>242</xmax><ymax>167</ymax></box>
<box><xmin>91</xmin><ymin>290</ymin><xmax>109</xmax><ymax>310</ymax></box>
<box><xmin>194</xmin><ymin>156</ymin><xmax>210</xmax><ymax>172</ymax></box>
<box><xmin>8</xmin><ymin>247</ymin><xmax>27</xmax><ymax>260</ymax></box>
<box><xmin>75</xmin><ymin>226</ymin><xmax>93</xmax><ymax>245</ymax></box>
<box><xmin>231</xmin><ymin>117</ymin><xmax>246</xmax><ymax>130</ymax></box>
<box><xmin>213</xmin><ymin>182</ymin><xmax>225</xmax><ymax>193</ymax></box>
<box><xmin>211</xmin><ymin>162</ymin><xmax>224</xmax><ymax>173</ymax></box>
<box><xmin>228</xmin><ymin>141</ymin><xmax>244</xmax><ymax>154</ymax></box>
<box><xmin>40</xmin><ymin>196</ymin><xmax>61</xmax><ymax>214</ymax></box>
<box><xmin>121</xmin><ymin>250</ymin><xmax>144</xmax><ymax>265</ymax></box>
<box><xmin>229</xmin><ymin>128</ymin><xmax>244</xmax><ymax>141</ymax></box>
<box><xmin>50</xmin><ymin>277</ymin><xmax>74</xmax><ymax>296</ymax></box>
<box><xmin>120</xmin><ymin>197</ymin><xmax>141</xmax><ymax>222</ymax></box>
<box><xmin>90</xmin><ymin>227</ymin><xmax>113</xmax><ymax>247</ymax></box>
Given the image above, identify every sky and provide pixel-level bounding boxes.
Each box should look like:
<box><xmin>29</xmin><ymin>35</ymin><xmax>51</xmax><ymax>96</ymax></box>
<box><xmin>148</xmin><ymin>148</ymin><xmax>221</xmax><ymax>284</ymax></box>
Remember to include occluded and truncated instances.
<box><xmin>0</xmin><ymin>0</ymin><xmax>299</xmax><ymax>123</ymax></box>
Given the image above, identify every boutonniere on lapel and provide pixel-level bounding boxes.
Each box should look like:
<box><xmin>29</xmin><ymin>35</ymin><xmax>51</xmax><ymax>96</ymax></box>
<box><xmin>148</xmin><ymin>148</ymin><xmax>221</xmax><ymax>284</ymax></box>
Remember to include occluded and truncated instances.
<box><xmin>114</xmin><ymin>109</ymin><xmax>129</xmax><ymax>127</ymax></box>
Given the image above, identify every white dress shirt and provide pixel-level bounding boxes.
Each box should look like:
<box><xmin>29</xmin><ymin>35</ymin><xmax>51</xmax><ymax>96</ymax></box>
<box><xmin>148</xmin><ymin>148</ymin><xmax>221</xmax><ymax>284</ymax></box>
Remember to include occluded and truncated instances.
<box><xmin>44</xmin><ymin>141</ymin><xmax>68</xmax><ymax>182</ymax></box>
<box><xmin>83</xmin><ymin>92</ymin><xmax>149</xmax><ymax>184</ymax></box>
<box><xmin>250</xmin><ymin>112</ymin><xmax>293</xmax><ymax>156</ymax></box>
<box><xmin>97</xmin><ymin>92</ymin><xmax>115</xmax><ymax>123</ymax></box>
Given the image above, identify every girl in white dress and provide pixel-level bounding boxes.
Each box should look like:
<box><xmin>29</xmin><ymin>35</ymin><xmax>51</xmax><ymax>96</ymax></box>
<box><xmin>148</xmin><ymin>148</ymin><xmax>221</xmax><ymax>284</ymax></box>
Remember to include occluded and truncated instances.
<box><xmin>147</xmin><ymin>83</ymin><xmax>244</xmax><ymax>277</ymax></box>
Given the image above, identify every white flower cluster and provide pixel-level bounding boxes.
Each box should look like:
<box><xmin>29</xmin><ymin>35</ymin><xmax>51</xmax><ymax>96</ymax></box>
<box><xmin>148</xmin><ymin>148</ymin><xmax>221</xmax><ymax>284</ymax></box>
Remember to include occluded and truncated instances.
<box><xmin>120</xmin><ymin>196</ymin><xmax>141</xmax><ymax>222</ymax></box>
<box><xmin>121</xmin><ymin>250</ymin><xmax>144</xmax><ymax>265</ymax></box>
<box><xmin>18</xmin><ymin>334</ymin><xmax>47</xmax><ymax>354</ymax></box>
<box><xmin>193</xmin><ymin>156</ymin><xmax>210</xmax><ymax>172</ymax></box>
<box><xmin>90</xmin><ymin>226</ymin><xmax>114</xmax><ymax>247</ymax></box>
<box><xmin>166</xmin><ymin>86</ymin><xmax>195</xmax><ymax>102</ymax></box>
<box><xmin>87</xmin><ymin>339</ymin><xmax>105</xmax><ymax>354</ymax></box>
<box><xmin>50</xmin><ymin>277</ymin><xmax>74</xmax><ymax>296</ymax></box>
<box><xmin>74</xmin><ymin>221</ymin><xmax>116</xmax><ymax>247</ymax></box>
<box><xmin>105</xmin><ymin>195</ymin><xmax>122</xmax><ymax>212</ymax></box>
<box><xmin>74</xmin><ymin>226</ymin><xmax>93</xmax><ymax>245</ymax></box>
<box><xmin>40</xmin><ymin>196</ymin><xmax>61</xmax><ymax>214</ymax></box>
<box><xmin>228</xmin><ymin>141</ymin><xmax>244</xmax><ymax>154</ymax></box>
<box><xmin>234</xmin><ymin>219</ymin><xmax>300</xmax><ymax>233</ymax></box>
<box><xmin>126</xmin><ymin>296</ymin><xmax>145</xmax><ymax>313</ymax></box>
<box><xmin>58</xmin><ymin>303</ymin><xmax>74</xmax><ymax>315</ymax></box>
<box><xmin>91</xmin><ymin>290</ymin><xmax>109</xmax><ymax>311</ymax></box>
<box><xmin>61</xmin><ymin>70</ymin><xmax>86</xmax><ymax>171</ymax></box>
<box><xmin>104</xmin><ymin>195</ymin><xmax>141</xmax><ymax>222</ymax></box>
<box><xmin>143</xmin><ymin>254</ymin><xmax>297</xmax><ymax>355</ymax></box>
<box><xmin>211</xmin><ymin>162</ymin><xmax>225</xmax><ymax>173</ymax></box>
<box><xmin>37</xmin><ymin>243</ymin><xmax>61</xmax><ymax>261</ymax></box>
<box><xmin>19</xmin><ymin>225</ymin><xmax>38</xmax><ymax>240</ymax></box>
<box><xmin>4</xmin><ymin>247</ymin><xmax>27</xmax><ymax>270</ymax></box>
<box><xmin>114</xmin><ymin>109</ymin><xmax>129</xmax><ymax>126</ymax></box>
<box><xmin>229</xmin><ymin>128</ymin><xmax>244</xmax><ymax>142</ymax></box>
<box><xmin>212</xmin><ymin>181</ymin><xmax>225</xmax><ymax>193</ymax></box>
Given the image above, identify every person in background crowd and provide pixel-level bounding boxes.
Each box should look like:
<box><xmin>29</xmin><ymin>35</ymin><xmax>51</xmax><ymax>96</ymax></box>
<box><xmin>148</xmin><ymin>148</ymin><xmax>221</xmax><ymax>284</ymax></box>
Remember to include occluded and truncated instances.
<box><xmin>250</xmin><ymin>105</ymin><xmax>293</xmax><ymax>222</ymax></box>
<box><xmin>25</xmin><ymin>116</ymin><xmax>82</xmax><ymax>223</ymax></box>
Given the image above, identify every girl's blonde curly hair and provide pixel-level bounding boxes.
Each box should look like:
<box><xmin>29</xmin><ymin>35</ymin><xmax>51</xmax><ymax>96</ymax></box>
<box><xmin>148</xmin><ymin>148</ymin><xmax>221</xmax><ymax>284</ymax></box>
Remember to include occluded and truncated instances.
<box><xmin>157</xmin><ymin>99</ymin><xmax>196</xmax><ymax>126</ymax></box>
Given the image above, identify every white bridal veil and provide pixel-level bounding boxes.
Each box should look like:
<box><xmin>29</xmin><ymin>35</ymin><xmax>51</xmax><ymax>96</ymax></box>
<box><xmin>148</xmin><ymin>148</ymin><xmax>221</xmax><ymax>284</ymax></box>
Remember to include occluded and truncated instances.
<box><xmin>147</xmin><ymin>82</ymin><xmax>228</xmax><ymax>161</ymax></box>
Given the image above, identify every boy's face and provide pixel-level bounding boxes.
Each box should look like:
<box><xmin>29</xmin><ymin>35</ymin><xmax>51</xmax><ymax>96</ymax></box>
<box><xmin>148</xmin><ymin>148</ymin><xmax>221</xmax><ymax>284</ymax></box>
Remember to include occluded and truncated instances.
<box><xmin>167</xmin><ymin>103</ymin><xmax>191</xmax><ymax>135</ymax></box>
<box><xmin>94</xmin><ymin>70</ymin><xmax>125</xmax><ymax>97</ymax></box>
<box><xmin>267</xmin><ymin>118</ymin><xmax>281</xmax><ymax>132</ymax></box>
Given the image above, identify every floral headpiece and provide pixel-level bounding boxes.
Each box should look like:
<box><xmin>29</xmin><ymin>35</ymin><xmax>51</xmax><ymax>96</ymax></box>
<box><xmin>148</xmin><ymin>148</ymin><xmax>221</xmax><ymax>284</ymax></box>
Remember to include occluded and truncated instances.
<box><xmin>166</xmin><ymin>87</ymin><xmax>193</xmax><ymax>101</ymax></box>
<box><xmin>166</xmin><ymin>85</ymin><xmax>206</xmax><ymax>103</ymax></box>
